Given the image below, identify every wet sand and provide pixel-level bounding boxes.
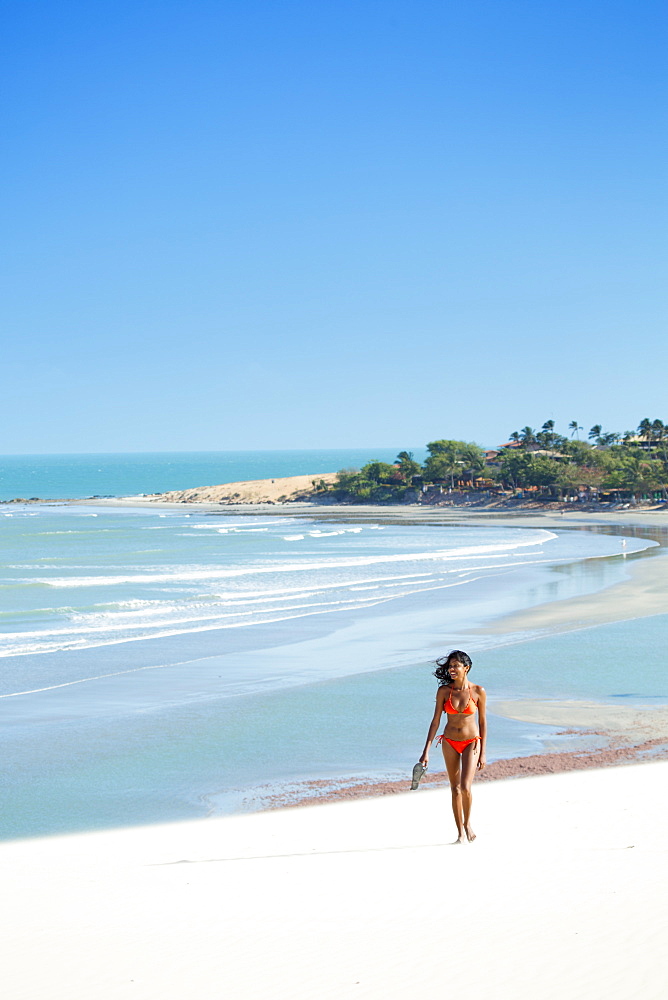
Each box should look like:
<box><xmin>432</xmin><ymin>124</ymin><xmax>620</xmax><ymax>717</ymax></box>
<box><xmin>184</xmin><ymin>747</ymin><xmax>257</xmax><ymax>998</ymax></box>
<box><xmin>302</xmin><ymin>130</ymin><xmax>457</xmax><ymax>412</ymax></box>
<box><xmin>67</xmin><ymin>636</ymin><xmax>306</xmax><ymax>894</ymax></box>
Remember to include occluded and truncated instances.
<box><xmin>259</xmin><ymin>734</ymin><xmax>668</xmax><ymax>810</ymax></box>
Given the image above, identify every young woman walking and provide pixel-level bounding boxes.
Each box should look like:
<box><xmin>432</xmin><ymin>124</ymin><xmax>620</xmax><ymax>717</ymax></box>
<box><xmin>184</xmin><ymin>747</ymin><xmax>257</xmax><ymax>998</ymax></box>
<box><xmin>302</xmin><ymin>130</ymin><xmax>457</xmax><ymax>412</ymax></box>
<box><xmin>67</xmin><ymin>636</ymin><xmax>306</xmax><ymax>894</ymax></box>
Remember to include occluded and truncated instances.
<box><xmin>418</xmin><ymin>650</ymin><xmax>487</xmax><ymax>843</ymax></box>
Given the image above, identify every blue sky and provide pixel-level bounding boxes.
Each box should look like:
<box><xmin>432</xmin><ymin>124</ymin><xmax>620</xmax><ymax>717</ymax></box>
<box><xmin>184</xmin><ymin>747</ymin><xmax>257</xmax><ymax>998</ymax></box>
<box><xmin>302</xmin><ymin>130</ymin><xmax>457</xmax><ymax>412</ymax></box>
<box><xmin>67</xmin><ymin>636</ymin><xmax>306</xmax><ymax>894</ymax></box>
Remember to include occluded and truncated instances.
<box><xmin>2</xmin><ymin>0</ymin><xmax>666</xmax><ymax>454</ymax></box>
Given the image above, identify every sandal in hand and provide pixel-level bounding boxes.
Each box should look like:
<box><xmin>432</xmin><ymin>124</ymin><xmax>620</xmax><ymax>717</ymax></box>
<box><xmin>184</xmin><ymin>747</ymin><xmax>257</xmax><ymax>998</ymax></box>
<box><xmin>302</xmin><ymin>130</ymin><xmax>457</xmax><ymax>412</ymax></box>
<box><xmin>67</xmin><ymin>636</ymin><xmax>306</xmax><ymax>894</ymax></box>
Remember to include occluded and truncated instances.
<box><xmin>411</xmin><ymin>762</ymin><xmax>427</xmax><ymax>790</ymax></box>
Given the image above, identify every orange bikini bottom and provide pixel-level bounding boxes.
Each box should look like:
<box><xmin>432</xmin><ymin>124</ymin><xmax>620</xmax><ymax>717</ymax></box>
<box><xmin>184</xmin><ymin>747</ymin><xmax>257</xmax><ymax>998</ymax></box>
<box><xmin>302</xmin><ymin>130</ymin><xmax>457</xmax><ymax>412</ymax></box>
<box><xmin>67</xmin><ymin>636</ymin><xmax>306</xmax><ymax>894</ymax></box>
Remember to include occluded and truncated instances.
<box><xmin>437</xmin><ymin>735</ymin><xmax>480</xmax><ymax>755</ymax></box>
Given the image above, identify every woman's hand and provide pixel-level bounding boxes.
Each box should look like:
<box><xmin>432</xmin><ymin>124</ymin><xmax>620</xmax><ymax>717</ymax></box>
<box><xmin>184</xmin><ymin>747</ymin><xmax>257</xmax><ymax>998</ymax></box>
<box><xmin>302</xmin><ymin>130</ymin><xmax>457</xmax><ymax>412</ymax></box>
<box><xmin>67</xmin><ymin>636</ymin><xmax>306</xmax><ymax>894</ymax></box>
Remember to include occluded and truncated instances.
<box><xmin>477</xmin><ymin>752</ymin><xmax>486</xmax><ymax>770</ymax></box>
<box><xmin>419</xmin><ymin>753</ymin><xmax>429</xmax><ymax>768</ymax></box>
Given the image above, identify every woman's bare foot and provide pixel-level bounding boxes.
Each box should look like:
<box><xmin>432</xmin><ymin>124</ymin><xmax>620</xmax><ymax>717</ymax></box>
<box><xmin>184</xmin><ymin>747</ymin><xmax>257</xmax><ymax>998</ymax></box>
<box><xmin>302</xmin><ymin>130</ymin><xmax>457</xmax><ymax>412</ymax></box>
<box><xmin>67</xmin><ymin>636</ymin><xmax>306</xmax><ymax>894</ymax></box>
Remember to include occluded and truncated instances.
<box><xmin>465</xmin><ymin>825</ymin><xmax>476</xmax><ymax>842</ymax></box>
<box><xmin>453</xmin><ymin>832</ymin><xmax>466</xmax><ymax>844</ymax></box>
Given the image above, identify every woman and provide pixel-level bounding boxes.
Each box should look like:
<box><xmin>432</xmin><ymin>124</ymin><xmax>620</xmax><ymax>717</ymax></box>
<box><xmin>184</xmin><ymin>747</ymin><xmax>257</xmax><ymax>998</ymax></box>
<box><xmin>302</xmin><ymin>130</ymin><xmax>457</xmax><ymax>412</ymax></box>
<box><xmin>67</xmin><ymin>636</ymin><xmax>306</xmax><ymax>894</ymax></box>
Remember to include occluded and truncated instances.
<box><xmin>418</xmin><ymin>650</ymin><xmax>486</xmax><ymax>843</ymax></box>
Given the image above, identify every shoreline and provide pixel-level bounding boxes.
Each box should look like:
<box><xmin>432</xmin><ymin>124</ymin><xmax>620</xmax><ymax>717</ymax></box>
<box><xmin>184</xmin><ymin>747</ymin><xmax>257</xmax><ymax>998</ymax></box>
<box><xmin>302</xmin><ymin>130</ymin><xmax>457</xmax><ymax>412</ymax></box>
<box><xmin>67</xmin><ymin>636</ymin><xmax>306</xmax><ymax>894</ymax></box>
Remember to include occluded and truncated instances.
<box><xmin>259</xmin><ymin>732</ymin><xmax>668</xmax><ymax>811</ymax></box>
<box><xmin>6</xmin><ymin>494</ymin><xmax>668</xmax><ymax>827</ymax></box>
<box><xmin>65</xmin><ymin>493</ymin><xmax>668</xmax><ymax>536</ymax></box>
<box><xmin>240</xmin><ymin>507</ymin><xmax>667</xmax><ymax>812</ymax></box>
<box><xmin>3</xmin><ymin>467</ymin><xmax>667</xmax><ymax>526</ymax></box>
<box><xmin>69</xmin><ymin>494</ymin><xmax>668</xmax><ymax>657</ymax></box>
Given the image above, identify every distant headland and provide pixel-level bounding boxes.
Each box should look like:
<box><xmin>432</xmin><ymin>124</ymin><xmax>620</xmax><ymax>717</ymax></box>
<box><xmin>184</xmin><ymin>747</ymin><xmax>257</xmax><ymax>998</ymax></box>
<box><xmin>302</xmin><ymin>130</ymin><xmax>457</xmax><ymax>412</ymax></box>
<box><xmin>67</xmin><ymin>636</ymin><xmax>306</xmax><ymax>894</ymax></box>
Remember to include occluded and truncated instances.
<box><xmin>132</xmin><ymin>416</ymin><xmax>668</xmax><ymax>510</ymax></box>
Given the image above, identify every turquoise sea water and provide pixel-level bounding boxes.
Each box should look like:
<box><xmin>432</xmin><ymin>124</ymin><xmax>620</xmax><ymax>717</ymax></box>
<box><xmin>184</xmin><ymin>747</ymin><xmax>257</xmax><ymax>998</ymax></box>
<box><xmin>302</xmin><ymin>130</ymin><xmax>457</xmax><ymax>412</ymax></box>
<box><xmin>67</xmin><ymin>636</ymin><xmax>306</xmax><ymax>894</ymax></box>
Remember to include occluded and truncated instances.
<box><xmin>0</xmin><ymin>498</ymin><xmax>665</xmax><ymax>840</ymax></box>
<box><xmin>0</xmin><ymin>449</ymin><xmax>425</xmax><ymax>501</ymax></box>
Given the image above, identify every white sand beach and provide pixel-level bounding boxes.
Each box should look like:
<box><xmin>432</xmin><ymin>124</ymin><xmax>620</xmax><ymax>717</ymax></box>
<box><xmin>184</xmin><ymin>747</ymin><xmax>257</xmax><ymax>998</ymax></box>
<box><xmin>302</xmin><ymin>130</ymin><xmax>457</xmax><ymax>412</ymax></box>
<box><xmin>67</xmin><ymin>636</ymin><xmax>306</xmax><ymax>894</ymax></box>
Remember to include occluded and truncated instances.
<box><xmin>4</xmin><ymin>760</ymin><xmax>667</xmax><ymax>1000</ymax></box>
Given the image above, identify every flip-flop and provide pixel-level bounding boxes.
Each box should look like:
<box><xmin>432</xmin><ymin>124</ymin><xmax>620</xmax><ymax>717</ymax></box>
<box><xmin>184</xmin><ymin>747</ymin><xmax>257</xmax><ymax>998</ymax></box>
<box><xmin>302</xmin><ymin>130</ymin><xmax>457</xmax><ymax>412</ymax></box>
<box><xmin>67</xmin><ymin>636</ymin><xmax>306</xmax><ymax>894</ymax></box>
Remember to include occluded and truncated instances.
<box><xmin>411</xmin><ymin>762</ymin><xmax>427</xmax><ymax>790</ymax></box>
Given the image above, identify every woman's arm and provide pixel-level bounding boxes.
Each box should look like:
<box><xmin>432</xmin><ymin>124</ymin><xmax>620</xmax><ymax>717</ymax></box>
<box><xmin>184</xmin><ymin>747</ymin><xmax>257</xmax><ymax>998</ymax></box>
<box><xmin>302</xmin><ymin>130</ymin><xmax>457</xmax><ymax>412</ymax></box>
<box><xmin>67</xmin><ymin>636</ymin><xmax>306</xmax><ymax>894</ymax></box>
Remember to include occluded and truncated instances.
<box><xmin>419</xmin><ymin>688</ymin><xmax>446</xmax><ymax>767</ymax></box>
<box><xmin>476</xmin><ymin>686</ymin><xmax>487</xmax><ymax>769</ymax></box>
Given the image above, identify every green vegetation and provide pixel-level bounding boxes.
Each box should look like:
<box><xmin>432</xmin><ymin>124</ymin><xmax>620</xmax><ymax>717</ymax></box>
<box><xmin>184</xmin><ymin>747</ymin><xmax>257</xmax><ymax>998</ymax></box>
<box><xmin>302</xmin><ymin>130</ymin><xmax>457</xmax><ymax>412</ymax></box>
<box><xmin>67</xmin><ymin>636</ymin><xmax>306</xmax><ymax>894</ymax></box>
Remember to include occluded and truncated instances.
<box><xmin>329</xmin><ymin>418</ymin><xmax>668</xmax><ymax>504</ymax></box>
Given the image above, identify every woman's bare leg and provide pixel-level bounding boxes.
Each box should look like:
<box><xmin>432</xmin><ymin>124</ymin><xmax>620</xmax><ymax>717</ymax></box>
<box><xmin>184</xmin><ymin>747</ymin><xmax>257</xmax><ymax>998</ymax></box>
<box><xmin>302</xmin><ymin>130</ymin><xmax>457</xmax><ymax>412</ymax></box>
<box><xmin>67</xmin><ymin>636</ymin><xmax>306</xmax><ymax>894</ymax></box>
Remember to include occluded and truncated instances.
<box><xmin>441</xmin><ymin>742</ymin><xmax>465</xmax><ymax>842</ymax></box>
<box><xmin>460</xmin><ymin>742</ymin><xmax>479</xmax><ymax>841</ymax></box>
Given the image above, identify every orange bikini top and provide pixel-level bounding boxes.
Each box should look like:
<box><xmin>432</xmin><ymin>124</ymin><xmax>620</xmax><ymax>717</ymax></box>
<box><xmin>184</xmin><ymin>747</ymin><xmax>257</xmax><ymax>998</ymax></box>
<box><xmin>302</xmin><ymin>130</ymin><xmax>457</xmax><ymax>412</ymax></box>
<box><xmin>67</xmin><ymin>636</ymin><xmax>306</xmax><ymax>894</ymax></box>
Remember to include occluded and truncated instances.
<box><xmin>443</xmin><ymin>686</ymin><xmax>478</xmax><ymax>715</ymax></box>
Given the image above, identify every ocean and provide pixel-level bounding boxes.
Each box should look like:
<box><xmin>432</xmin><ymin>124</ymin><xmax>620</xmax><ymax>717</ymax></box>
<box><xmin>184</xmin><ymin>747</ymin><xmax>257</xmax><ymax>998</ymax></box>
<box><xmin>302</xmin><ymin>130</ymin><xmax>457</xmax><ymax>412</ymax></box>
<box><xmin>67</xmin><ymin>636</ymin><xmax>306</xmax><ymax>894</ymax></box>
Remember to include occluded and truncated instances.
<box><xmin>0</xmin><ymin>449</ymin><xmax>424</xmax><ymax>501</ymax></box>
<box><xmin>1</xmin><ymin>484</ymin><xmax>664</xmax><ymax>840</ymax></box>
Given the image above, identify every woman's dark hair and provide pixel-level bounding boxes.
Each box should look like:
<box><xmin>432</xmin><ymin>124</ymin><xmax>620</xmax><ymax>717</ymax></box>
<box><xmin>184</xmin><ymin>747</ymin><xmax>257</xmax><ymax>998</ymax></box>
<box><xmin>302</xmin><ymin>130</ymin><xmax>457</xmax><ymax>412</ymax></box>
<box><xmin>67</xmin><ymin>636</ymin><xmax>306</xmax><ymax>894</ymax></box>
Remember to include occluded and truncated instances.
<box><xmin>434</xmin><ymin>649</ymin><xmax>473</xmax><ymax>685</ymax></box>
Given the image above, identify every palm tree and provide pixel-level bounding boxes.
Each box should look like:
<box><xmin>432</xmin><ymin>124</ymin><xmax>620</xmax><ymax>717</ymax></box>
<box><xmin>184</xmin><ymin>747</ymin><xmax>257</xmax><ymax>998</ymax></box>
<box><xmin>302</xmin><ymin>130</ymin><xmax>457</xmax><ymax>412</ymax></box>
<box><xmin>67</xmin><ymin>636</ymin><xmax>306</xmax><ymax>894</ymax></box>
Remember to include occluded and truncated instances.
<box><xmin>396</xmin><ymin>451</ymin><xmax>421</xmax><ymax>481</ymax></box>
<box><xmin>520</xmin><ymin>426</ymin><xmax>537</xmax><ymax>449</ymax></box>
<box><xmin>651</xmin><ymin>419</ymin><xmax>665</xmax><ymax>450</ymax></box>
<box><xmin>638</xmin><ymin>418</ymin><xmax>653</xmax><ymax>449</ymax></box>
<box><xmin>569</xmin><ymin>420</ymin><xmax>582</xmax><ymax>440</ymax></box>
<box><xmin>538</xmin><ymin>420</ymin><xmax>556</xmax><ymax>450</ymax></box>
<box><xmin>651</xmin><ymin>420</ymin><xmax>668</xmax><ymax>463</ymax></box>
<box><xmin>459</xmin><ymin>445</ymin><xmax>485</xmax><ymax>481</ymax></box>
<box><xmin>619</xmin><ymin>456</ymin><xmax>663</xmax><ymax>498</ymax></box>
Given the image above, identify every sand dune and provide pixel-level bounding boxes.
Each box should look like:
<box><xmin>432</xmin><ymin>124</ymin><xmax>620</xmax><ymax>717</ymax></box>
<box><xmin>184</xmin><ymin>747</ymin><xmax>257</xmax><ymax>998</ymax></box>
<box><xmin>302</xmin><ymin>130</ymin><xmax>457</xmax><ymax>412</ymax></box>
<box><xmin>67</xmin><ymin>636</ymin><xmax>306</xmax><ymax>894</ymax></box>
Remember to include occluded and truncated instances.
<box><xmin>144</xmin><ymin>472</ymin><xmax>339</xmax><ymax>505</ymax></box>
<box><xmin>4</xmin><ymin>760</ymin><xmax>667</xmax><ymax>999</ymax></box>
